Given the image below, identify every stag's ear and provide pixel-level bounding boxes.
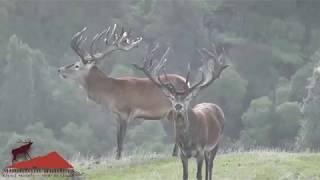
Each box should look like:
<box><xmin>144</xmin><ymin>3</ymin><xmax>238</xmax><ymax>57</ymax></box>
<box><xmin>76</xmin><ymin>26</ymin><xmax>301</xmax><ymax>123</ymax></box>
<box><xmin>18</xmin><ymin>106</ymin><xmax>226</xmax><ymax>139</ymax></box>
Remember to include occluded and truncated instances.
<box><xmin>160</xmin><ymin>87</ymin><xmax>175</xmax><ymax>101</ymax></box>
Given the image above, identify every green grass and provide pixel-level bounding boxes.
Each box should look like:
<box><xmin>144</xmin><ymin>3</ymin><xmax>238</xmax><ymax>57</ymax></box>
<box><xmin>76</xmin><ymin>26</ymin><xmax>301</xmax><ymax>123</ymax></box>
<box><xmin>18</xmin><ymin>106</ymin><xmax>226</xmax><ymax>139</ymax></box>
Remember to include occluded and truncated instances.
<box><xmin>73</xmin><ymin>151</ymin><xmax>320</xmax><ymax>180</ymax></box>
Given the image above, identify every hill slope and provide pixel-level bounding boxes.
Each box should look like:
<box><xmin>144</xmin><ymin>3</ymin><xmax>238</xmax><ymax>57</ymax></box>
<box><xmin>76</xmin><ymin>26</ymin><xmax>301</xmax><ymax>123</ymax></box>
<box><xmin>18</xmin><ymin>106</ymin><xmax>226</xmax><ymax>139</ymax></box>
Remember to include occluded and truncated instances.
<box><xmin>77</xmin><ymin>152</ymin><xmax>320</xmax><ymax>180</ymax></box>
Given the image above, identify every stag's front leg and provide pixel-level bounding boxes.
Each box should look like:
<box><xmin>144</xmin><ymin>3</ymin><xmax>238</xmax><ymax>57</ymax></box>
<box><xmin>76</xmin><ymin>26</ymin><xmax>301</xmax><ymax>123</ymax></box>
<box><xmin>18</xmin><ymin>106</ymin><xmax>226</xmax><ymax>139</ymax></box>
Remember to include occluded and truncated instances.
<box><xmin>116</xmin><ymin>119</ymin><xmax>127</xmax><ymax>160</ymax></box>
<box><xmin>180</xmin><ymin>154</ymin><xmax>188</xmax><ymax>180</ymax></box>
<box><xmin>196</xmin><ymin>155</ymin><xmax>204</xmax><ymax>180</ymax></box>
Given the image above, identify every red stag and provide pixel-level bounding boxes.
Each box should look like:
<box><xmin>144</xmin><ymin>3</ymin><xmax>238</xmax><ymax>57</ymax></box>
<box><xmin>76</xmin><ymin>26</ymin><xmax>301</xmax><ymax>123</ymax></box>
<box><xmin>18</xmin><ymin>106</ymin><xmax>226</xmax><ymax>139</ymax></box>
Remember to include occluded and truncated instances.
<box><xmin>58</xmin><ymin>24</ymin><xmax>186</xmax><ymax>159</ymax></box>
<box><xmin>11</xmin><ymin>139</ymin><xmax>33</xmax><ymax>164</ymax></box>
<box><xmin>135</xmin><ymin>44</ymin><xmax>228</xmax><ymax>180</ymax></box>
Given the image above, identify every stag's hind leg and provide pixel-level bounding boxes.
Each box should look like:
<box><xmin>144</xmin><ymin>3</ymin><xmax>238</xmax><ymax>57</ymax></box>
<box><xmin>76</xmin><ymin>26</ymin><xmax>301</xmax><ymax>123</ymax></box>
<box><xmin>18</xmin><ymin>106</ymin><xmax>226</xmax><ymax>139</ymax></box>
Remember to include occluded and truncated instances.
<box><xmin>160</xmin><ymin>117</ymin><xmax>179</xmax><ymax>157</ymax></box>
<box><xmin>205</xmin><ymin>145</ymin><xmax>219</xmax><ymax>180</ymax></box>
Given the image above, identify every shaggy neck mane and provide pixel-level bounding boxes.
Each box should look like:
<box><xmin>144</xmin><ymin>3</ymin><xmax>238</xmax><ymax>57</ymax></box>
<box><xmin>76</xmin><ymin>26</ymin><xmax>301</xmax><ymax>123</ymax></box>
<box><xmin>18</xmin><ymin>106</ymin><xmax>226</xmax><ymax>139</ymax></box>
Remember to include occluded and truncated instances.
<box><xmin>175</xmin><ymin>111</ymin><xmax>196</xmax><ymax>148</ymax></box>
<box><xmin>84</xmin><ymin>66</ymin><xmax>115</xmax><ymax>101</ymax></box>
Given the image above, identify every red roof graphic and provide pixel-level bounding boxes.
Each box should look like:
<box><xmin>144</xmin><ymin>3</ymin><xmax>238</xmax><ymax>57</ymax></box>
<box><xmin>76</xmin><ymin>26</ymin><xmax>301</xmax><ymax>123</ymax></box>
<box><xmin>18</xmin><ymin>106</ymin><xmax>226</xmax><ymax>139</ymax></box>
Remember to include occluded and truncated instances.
<box><xmin>6</xmin><ymin>151</ymin><xmax>73</xmax><ymax>169</ymax></box>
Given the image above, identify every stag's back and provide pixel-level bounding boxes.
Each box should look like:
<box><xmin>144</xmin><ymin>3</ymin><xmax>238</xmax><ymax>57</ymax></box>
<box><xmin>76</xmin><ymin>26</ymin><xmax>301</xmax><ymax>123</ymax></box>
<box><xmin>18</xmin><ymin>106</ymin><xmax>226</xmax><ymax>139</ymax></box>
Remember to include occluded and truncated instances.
<box><xmin>109</xmin><ymin>74</ymin><xmax>187</xmax><ymax>119</ymax></box>
<box><xmin>193</xmin><ymin>103</ymin><xmax>224</xmax><ymax>151</ymax></box>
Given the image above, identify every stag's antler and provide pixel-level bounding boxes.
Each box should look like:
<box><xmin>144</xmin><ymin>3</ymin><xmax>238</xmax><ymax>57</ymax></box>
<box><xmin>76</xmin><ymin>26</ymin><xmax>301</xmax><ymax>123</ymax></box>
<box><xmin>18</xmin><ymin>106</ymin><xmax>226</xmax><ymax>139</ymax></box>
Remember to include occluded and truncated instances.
<box><xmin>17</xmin><ymin>138</ymin><xmax>32</xmax><ymax>144</ymax></box>
<box><xmin>134</xmin><ymin>44</ymin><xmax>206</xmax><ymax>98</ymax></box>
<box><xmin>198</xmin><ymin>43</ymin><xmax>229</xmax><ymax>89</ymax></box>
<box><xmin>133</xmin><ymin>44</ymin><xmax>174</xmax><ymax>91</ymax></box>
<box><xmin>71</xmin><ymin>24</ymin><xmax>143</xmax><ymax>64</ymax></box>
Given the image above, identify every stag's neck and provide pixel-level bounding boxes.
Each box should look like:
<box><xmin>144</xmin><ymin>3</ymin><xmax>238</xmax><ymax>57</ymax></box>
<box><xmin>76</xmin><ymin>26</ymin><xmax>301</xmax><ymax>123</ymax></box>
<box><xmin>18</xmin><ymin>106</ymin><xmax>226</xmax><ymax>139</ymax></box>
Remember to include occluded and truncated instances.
<box><xmin>175</xmin><ymin>110</ymin><xmax>197</xmax><ymax>149</ymax></box>
<box><xmin>83</xmin><ymin>66</ymin><xmax>115</xmax><ymax>104</ymax></box>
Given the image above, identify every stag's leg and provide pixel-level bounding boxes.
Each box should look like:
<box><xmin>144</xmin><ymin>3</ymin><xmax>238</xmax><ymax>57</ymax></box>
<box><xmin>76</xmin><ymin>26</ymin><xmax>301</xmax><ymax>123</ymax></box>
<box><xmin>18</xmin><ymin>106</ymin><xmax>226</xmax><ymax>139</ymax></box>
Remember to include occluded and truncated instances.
<box><xmin>172</xmin><ymin>143</ymin><xmax>179</xmax><ymax>157</ymax></box>
<box><xmin>12</xmin><ymin>155</ymin><xmax>16</xmax><ymax>164</ymax></box>
<box><xmin>160</xmin><ymin>117</ymin><xmax>178</xmax><ymax>157</ymax></box>
<box><xmin>26</xmin><ymin>152</ymin><xmax>31</xmax><ymax>159</ymax></box>
<box><xmin>180</xmin><ymin>154</ymin><xmax>188</xmax><ymax>180</ymax></box>
<box><xmin>196</xmin><ymin>155</ymin><xmax>204</xmax><ymax>180</ymax></box>
<box><xmin>116</xmin><ymin>119</ymin><xmax>128</xmax><ymax>160</ymax></box>
<box><xmin>207</xmin><ymin>145</ymin><xmax>219</xmax><ymax>180</ymax></box>
<box><xmin>205</xmin><ymin>152</ymin><xmax>209</xmax><ymax>180</ymax></box>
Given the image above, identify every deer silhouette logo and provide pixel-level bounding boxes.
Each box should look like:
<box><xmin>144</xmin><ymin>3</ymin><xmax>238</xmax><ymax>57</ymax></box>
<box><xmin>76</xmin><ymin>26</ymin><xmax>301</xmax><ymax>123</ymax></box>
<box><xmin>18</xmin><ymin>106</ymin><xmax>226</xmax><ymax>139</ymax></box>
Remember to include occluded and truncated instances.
<box><xmin>11</xmin><ymin>139</ymin><xmax>33</xmax><ymax>164</ymax></box>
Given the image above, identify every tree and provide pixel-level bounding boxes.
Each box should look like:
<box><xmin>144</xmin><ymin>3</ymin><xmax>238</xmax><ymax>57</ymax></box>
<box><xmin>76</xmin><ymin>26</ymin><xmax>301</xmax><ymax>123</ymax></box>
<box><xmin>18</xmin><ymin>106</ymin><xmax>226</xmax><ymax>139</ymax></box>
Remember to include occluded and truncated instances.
<box><xmin>274</xmin><ymin>102</ymin><xmax>302</xmax><ymax>147</ymax></box>
<box><xmin>296</xmin><ymin>61</ymin><xmax>320</xmax><ymax>149</ymax></box>
<box><xmin>240</xmin><ymin>96</ymin><xmax>273</xmax><ymax>147</ymax></box>
<box><xmin>0</xmin><ymin>35</ymin><xmax>45</xmax><ymax>131</ymax></box>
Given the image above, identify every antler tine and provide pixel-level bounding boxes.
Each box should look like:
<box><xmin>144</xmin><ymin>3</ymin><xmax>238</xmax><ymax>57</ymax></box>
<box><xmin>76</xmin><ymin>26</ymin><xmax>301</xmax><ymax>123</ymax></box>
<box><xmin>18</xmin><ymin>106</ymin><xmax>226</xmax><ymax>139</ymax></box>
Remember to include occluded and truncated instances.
<box><xmin>143</xmin><ymin>43</ymin><xmax>157</xmax><ymax>72</ymax></box>
<box><xmin>118</xmin><ymin>26</ymin><xmax>127</xmax><ymax>43</ymax></box>
<box><xmin>110</xmin><ymin>24</ymin><xmax>117</xmax><ymax>42</ymax></box>
<box><xmin>90</xmin><ymin>28</ymin><xmax>110</xmax><ymax>59</ymax></box>
<box><xmin>147</xmin><ymin>43</ymin><xmax>159</xmax><ymax>67</ymax></box>
<box><xmin>132</xmin><ymin>43</ymin><xmax>159</xmax><ymax>71</ymax></box>
<box><xmin>185</xmin><ymin>63</ymin><xmax>191</xmax><ymax>87</ymax></box>
<box><xmin>150</xmin><ymin>42</ymin><xmax>160</xmax><ymax>55</ymax></box>
<box><xmin>201</xmin><ymin>48</ymin><xmax>216</xmax><ymax>58</ymax></box>
<box><xmin>70</xmin><ymin>27</ymin><xmax>89</xmax><ymax>63</ymax></box>
<box><xmin>154</xmin><ymin>48</ymin><xmax>175</xmax><ymax>87</ymax></box>
<box><xmin>71</xmin><ymin>27</ymin><xmax>86</xmax><ymax>48</ymax></box>
<box><xmin>103</xmin><ymin>25</ymin><xmax>112</xmax><ymax>45</ymax></box>
<box><xmin>149</xmin><ymin>47</ymin><xmax>169</xmax><ymax>87</ymax></box>
<box><xmin>159</xmin><ymin>46</ymin><xmax>170</xmax><ymax>63</ymax></box>
<box><xmin>186</xmin><ymin>70</ymin><xmax>206</xmax><ymax>95</ymax></box>
<box><xmin>127</xmin><ymin>28</ymin><xmax>132</xmax><ymax>38</ymax></box>
<box><xmin>198</xmin><ymin>45</ymin><xmax>229</xmax><ymax>89</ymax></box>
<box><xmin>115</xmin><ymin>24</ymin><xmax>142</xmax><ymax>51</ymax></box>
<box><xmin>89</xmin><ymin>33</ymin><xmax>100</xmax><ymax>59</ymax></box>
<box><xmin>211</xmin><ymin>43</ymin><xmax>218</xmax><ymax>56</ymax></box>
<box><xmin>157</xmin><ymin>67</ymin><xmax>170</xmax><ymax>87</ymax></box>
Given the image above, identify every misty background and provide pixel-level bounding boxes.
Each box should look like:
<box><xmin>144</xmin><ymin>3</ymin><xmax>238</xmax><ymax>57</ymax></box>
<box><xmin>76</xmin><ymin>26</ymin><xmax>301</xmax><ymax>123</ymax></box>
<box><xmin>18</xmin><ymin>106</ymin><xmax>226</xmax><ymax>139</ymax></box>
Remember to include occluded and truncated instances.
<box><xmin>1</xmin><ymin>0</ymin><xmax>320</xmax><ymax>167</ymax></box>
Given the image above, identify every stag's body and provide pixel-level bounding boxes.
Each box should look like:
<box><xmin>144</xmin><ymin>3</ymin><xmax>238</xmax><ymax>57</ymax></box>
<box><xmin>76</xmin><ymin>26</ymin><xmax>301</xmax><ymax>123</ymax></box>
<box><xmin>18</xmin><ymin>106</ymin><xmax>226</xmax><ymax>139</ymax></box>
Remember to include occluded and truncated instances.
<box><xmin>170</xmin><ymin>103</ymin><xmax>224</xmax><ymax>180</ymax></box>
<box><xmin>11</xmin><ymin>141</ymin><xmax>33</xmax><ymax>164</ymax></box>
<box><xmin>84</xmin><ymin>66</ymin><xmax>185</xmax><ymax>119</ymax></box>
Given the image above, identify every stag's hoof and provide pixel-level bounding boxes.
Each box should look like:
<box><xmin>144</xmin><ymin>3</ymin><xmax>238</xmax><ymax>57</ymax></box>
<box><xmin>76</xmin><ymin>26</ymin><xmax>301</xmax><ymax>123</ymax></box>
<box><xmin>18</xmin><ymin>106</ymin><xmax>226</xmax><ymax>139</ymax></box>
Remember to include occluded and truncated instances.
<box><xmin>172</xmin><ymin>152</ymin><xmax>178</xmax><ymax>157</ymax></box>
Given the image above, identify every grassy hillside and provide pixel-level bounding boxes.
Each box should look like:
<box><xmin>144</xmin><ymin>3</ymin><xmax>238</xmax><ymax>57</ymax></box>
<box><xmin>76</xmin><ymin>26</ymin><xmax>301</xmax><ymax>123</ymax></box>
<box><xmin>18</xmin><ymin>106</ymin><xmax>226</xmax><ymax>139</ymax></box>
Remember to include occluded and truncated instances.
<box><xmin>73</xmin><ymin>151</ymin><xmax>320</xmax><ymax>180</ymax></box>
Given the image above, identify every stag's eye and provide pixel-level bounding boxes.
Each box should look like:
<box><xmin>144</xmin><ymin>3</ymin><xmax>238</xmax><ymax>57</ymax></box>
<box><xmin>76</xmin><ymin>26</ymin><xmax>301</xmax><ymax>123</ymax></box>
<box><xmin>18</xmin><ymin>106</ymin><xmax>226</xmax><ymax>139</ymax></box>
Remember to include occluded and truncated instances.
<box><xmin>74</xmin><ymin>64</ymin><xmax>80</xmax><ymax>69</ymax></box>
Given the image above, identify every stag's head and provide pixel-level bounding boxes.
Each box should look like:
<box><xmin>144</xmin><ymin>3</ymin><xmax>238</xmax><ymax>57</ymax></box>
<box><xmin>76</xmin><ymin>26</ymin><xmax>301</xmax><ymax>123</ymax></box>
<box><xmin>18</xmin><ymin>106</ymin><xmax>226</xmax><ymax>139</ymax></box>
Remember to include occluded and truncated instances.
<box><xmin>134</xmin><ymin>43</ymin><xmax>229</xmax><ymax>120</ymax></box>
<box><xmin>58</xmin><ymin>24</ymin><xmax>142</xmax><ymax>84</ymax></box>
